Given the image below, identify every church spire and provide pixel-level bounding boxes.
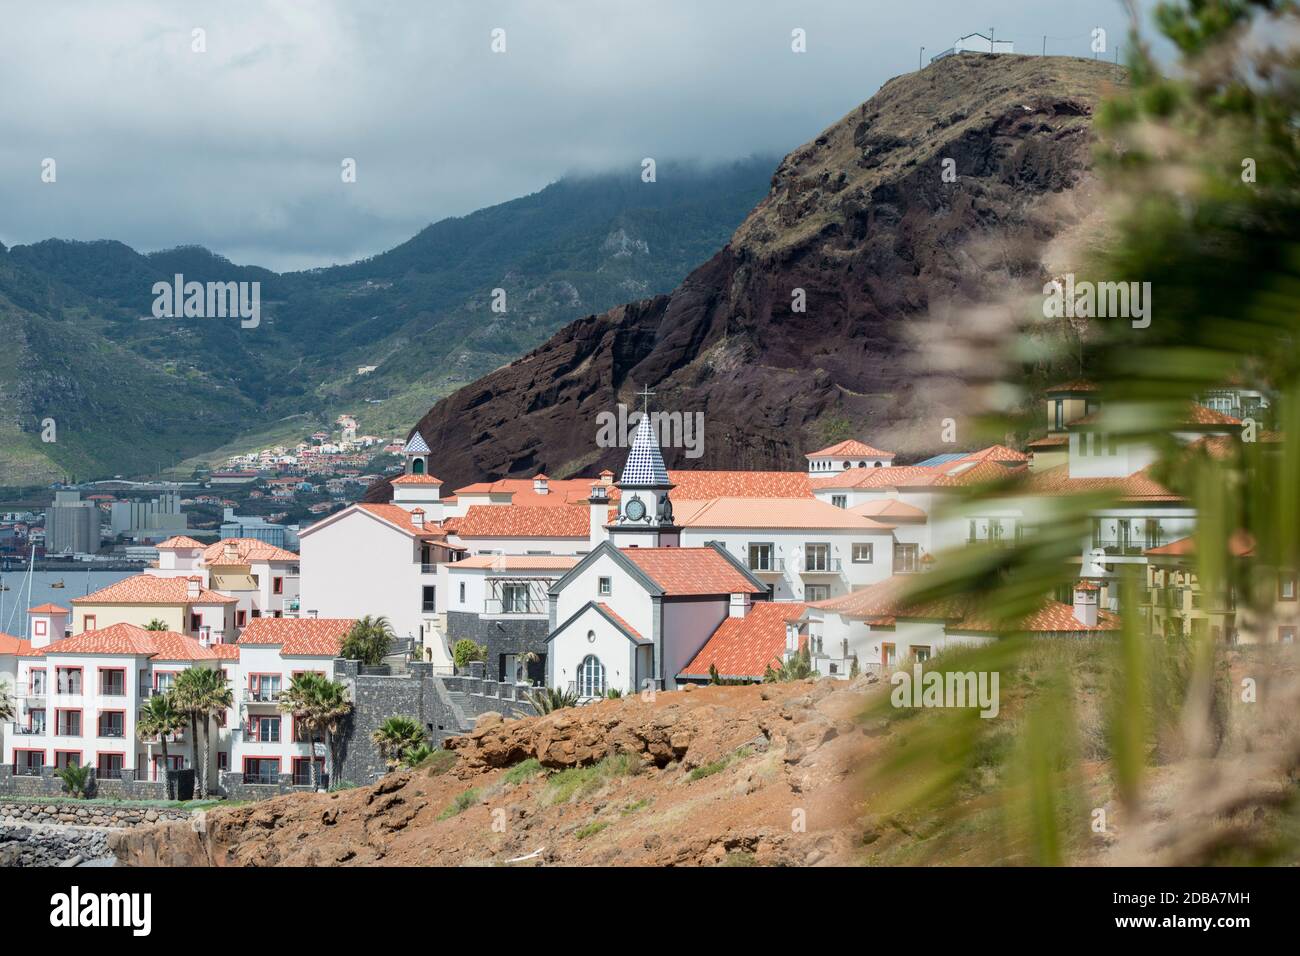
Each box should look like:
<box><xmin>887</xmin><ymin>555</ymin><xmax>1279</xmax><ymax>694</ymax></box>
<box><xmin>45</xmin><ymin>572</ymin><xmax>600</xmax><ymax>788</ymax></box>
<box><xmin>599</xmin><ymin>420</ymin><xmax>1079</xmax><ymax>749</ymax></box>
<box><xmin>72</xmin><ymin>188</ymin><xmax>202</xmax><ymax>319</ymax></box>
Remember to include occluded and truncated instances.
<box><xmin>621</xmin><ymin>415</ymin><xmax>670</xmax><ymax>487</ymax></box>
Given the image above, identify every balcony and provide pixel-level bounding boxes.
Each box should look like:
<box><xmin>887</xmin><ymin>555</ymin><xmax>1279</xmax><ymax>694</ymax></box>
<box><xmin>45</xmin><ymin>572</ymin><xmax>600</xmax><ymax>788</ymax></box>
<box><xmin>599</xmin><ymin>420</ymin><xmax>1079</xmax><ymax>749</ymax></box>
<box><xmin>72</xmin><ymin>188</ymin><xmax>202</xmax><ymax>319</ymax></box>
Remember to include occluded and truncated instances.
<box><xmin>799</xmin><ymin>558</ymin><xmax>842</xmax><ymax>576</ymax></box>
<box><xmin>11</xmin><ymin>724</ymin><xmax>45</xmax><ymax>736</ymax></box>
<box><xmin>98</xmin><ymin>727</ymin><xmax>127</xmax><ymax>739</ymax></box>
<box><xmin>748</xmin><ymin>558</ymin><xmax>786</xmax><ymax>576</ymax></box>
<box><xmin>420</xmin><ymin>563</ymin><xmax>438</xmax><ymax>574</ymax></box>
<box><xmin>483</xmin><ymin>598</ymin><xmax>546</xmax><ymax>616</ymax></box>
<box><xmin>241</xmin><ymin>687</ymin><xmax>282</xmax><ymax>705</ymax></box>
<box><xmin>242</xmin><ymin>770</ymin><xmax>281</xmax><ymax>785</ymax></box>
<box><xmin>11</xmin><ymin>763</ymin><xmax>44</xmax><ymax>777</ymax></box>
<box><xmin>139</xmin><ymin>730</ymin><xmax>184</xmax><ymax>744</ymax></box>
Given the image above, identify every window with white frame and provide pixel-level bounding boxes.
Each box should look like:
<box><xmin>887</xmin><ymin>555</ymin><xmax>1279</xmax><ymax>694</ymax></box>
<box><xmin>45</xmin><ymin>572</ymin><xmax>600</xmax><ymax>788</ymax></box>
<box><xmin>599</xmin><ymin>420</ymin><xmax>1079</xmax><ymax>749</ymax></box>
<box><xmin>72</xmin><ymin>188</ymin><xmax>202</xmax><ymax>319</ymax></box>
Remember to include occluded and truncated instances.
<box><xmin>748</xmin><ymin>543</ymin><xmax>773</xmax><ymax>571</ymax></box>
<box><xmin>598</xmin><ymin>576</ymin><xmax>612</xmax><ymax>597</ymax></box>
<box><xmin>577</xmin><ymin>655</ymin><xmax>606</xmax><ymax>698</ymax></box>
<box><xmin>831</xmin><ymin>495</ymin><xmax>847</xmax><ymax>509</ymax></box>
<box><xmin>852</xmin><ymin>543</ymin><xmax>873</xmax><ymax>563</ymax></box>
<box><xmin>805</xmin><ymin>543</ymin><xmax>830</xmax><ymax>571</ymax></box>
<box><xmin>805</xmin><ymin>584</ymin><xmax>830</xmax><ymax>601</ymax></box>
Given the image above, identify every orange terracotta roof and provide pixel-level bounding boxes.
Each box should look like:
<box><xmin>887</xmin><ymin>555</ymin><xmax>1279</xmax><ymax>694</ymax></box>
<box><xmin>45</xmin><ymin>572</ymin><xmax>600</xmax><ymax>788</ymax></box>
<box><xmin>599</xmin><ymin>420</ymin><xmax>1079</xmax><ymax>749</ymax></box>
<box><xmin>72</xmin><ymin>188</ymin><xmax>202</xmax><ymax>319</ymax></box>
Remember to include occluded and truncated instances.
<box><xmin>679</xmin><ymin>602</ymin><xmax>808</xmax><ymax>679</ymax></box>
<box><xmin>452</xmin><ymin>555</ymin><xmax>581</xmax><ymax>571</ymax></box>
<box><xmin>667</xmin><ymin>470</ymin><xmax>813</xmax><ymax>499</ymax></box>
<box><xmin>354</xmin><ymin>503</ymin><xmax>450</xmax><ymax>539</ymax></box>
<box><xmin>0</xmin><ymin>632</ymin><xmax>33</xmax><ymax>656</ymax></box>
<box><xmin>1071</xmin><ymin>403</ymin><xmax>1241</xmax><ymax>428</ymax></box>
<box><xmin>237</xmin><ymin>617</ymin><xmax>356</xmax><ymax>657</ymax></box>
<box><xmin>156</xmin><ymin>535</ymin><xmax>207</xmax><ymax>550</ymax></box>
<box><xmin>1022</xmin><ymin>463</ymin><xmax>1183</xmax><ymax>502</ymax></box>
<box><xmin>1145</xmin><ymin>531</ymin><xmax>1255</xmax><ymax>558</ymax></box>
<box><xmin>955</xmin><ymin>444</ymin><xmax>1030</xmax><ymax>464</ymax></box>
<box><xmin>210</xmin><ymin>643</ymin><xmax>241</xmax><ymax>660</ymax></box>
<box><xmin>71</xmin><ymin>574</ymin><xmax>236</xmax><ymax>605</ymax></box>
<box><xmin>452</xmin><ymin>478</ymin><xmax>602</xmax><ymax>507</ymax></box>
<box><xmin>675</xmin><ymin>496</ymin><xmax>893</xmax><ymax>530</ymax></box>
<box><xmin>595</xmin><ymin>603</ymin><xmax>645</xmax><ymax>643</ymax></box>
<box><xmin>809</xmin><ymin>465</ymin><xmax>938</xmax><ymax>491</ymax></box>
<box><xmin>451</xmin><ymin>505</ymin><xmax>590</xmax><ymax>539</ymax></box>
<box><xmin>806</xmin><ymin>439</ymin><xmax>895</xmax><ymax>460</ymax></box>
<box><xmin>810</xmin><ymin>578</ymin><xmax>1120</xmax><ymax>633</ymax></box>
<box><xmin>28</xmin><ymin>603</ymin><xmax>70</xmax><ymax>614</ymax></box>
<box><xmin>391</xmin><ymin>473</ymin><xmax>443</xmax><ymax>485</ymax></box>
<box><xmin>203</xmin><ymin>538</ymin><xmax>299</xmax><ymax>564</ymax></box>
<box><xmin>43</xmin><ymin>623</ymin><xmax>216</xmax><ymax>660</ymax></box>
<box><xmin>620</xmin><ymin>547</ymin><xmax>765</xmax><ymax>596</ymax></box>
<box><xmin>849</xmin><ymin>499</ymin><xmax>927</xmax><ymax>521</ymax></box>
<box><xmin>1027</xmin><ymin>434</ymin><xmax>1069</xmax><ymax>448</ymax></box>
<box><xmin>1046</xmin><ymin>380</ymin><xmax>1097</xmax><ymax>393</ymax></box>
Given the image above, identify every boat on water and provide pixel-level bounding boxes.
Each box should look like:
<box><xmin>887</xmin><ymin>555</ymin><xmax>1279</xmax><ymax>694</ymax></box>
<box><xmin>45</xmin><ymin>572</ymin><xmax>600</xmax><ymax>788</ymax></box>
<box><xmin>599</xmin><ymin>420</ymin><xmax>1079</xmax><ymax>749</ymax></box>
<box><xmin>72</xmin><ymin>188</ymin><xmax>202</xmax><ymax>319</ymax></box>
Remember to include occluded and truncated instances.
<box><xmin>50</xmin><ymin>580</ymin><xmax>66</xmax><ymax>589</ymax></box>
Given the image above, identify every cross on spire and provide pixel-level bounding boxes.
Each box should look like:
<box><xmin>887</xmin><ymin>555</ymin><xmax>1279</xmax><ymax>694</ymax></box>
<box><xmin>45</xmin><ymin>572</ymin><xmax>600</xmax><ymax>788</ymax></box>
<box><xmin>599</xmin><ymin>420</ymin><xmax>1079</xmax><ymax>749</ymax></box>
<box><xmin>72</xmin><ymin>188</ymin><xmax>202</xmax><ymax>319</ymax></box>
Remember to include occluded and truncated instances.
<box><xmin>636</xmin><ymin>385</ymin><xmax>655</xmax><ymax>414</ymax></box>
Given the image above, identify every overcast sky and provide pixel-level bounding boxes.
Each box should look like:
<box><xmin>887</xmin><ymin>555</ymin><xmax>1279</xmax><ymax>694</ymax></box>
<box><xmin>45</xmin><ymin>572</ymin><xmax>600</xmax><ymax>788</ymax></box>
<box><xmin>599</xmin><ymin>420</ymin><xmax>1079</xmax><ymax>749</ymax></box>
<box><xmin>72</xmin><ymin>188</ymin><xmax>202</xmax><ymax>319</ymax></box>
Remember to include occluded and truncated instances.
<box><xmin>0</xmin><ymin>1</ymin><xmax>1160</xmax><ymax>272</ymax></box>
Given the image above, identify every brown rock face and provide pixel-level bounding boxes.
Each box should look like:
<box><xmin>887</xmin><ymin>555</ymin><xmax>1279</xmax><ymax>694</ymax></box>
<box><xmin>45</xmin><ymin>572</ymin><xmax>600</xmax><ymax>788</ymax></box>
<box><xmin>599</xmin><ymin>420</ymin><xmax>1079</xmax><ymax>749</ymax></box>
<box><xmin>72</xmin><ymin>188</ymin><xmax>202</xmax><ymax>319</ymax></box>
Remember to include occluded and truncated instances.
<box><xmin>379</xmin><ymin>54</ymin><xmax>1125</xmax><ymax>495</ymax></box>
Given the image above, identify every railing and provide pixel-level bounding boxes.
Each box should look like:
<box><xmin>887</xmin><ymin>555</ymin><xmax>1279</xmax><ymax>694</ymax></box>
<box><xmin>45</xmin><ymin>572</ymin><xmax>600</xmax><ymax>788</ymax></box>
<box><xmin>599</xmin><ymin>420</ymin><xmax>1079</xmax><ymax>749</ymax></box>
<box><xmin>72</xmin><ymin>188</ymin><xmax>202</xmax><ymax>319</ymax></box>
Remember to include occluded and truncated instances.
<box><xmin>421</xmin><ymin>563</ymin><xmax>437</xmax><ymax>574</ymax></box>
<box><xmin>1091</xmin><ymin>534</ymin><xmax>1178</xmax><ymax>556</ymax></box>
<box><xmin>12</xmin><ymin>763</ymin><xmax>44</xmax><ymax>777</ymax></box>
<box><xmin>98</xmin><ymin>686</ymin><xmax>127</xmax><ymax>697</ymax></box>
<box><xmin>243</xmin><ymin>770</ymin><xmax>280</xmax><ymax>785</ymax></box>
<box><xmin>95</xmin><ymin>766</ymin><xmax>128</xmax><ymax>780</ymax></box>
<box><xmin>97</xmin><ymin>727</ymin><xmax>126</xmax><ymax>738</ymax></box>
<box><xmin>11</xmin><ymin>724</ymin><xmax>44</xmax><ymax>736</ymax></box>
<box><xmin>800</xmin><ymin>558</ymin><xmax>842</xmax><ymax>573</ymax></box>
<box><xmin>241</xmin><ymin>687</ymin><xmax>281</xmax><ymax>703</ymax></box>
<box><xmin>292</xmin><ymin>772</ymin><xmax>329</xmax><ymax>788</ymax></box>
<box><xmin>748</xmin><ymin>558</ymin><xmax>786</xmax><ymax>573</ymax></box>
<box><xmin>483</xmin><ymin>598</ymin><xmax>546</xmax><ymax>615</ymax></box>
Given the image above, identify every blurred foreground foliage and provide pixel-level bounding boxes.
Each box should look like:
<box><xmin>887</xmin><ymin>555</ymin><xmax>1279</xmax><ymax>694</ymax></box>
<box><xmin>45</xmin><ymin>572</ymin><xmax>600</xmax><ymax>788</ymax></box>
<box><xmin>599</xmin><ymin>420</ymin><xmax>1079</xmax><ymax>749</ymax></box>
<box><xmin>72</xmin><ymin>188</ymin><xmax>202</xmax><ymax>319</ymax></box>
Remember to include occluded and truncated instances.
<box><xmin>858</xmin><ymin>0</ymin><xmax>1300</xmax><ymax>865</ymax></box>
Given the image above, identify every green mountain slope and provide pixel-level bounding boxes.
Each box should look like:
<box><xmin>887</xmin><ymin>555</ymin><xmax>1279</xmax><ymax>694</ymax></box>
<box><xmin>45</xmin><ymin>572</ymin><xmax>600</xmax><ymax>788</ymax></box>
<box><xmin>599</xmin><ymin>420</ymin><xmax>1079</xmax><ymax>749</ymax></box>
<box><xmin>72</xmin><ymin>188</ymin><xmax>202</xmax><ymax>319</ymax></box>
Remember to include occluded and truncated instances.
<box><xmin>0</xmin><ymin>158</ymin><xmax>774</xmax><ymax>482</ymax></box>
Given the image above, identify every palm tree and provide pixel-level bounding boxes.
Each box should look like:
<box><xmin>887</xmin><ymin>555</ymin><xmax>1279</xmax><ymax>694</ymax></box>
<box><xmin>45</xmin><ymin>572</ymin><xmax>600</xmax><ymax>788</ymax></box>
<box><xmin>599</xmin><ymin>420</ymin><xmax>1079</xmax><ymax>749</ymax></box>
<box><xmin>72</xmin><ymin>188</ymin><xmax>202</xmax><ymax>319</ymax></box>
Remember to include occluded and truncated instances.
<box><xmin>371</xmin><ymin>716</ymin><xmax>425</xmax><ymax>769</ymax></box>
<box><xmin>173</xmin><ymin>667</ymin><xmax>231</xmax><ymax>798</ymax></box>
<box><xmin>144</xmin><ymin>619</ymin><xmax>168</xmax><ymax>631</ymax></box>
<box><xmin>340</xmin><ymin>615</ymin><xmax>395</xmax><ymax>665</ymax></box>
<box><xmin>279</xmin><ymin>673</ymin><xmax>353</xmax><ymax>789</ymax></box>
<box><xmin>0</xmin><ymin>682</ymin><xmax>14</xmax><ymax>724</ymax></box>
<box><xmin>137</xmin><ymin>694</ymin><xmax>186</xmax><ymax>799</ymax></box>
<box><xmin>55</xmin><ymin>763</ymin><xmax>92</xmax><ymax>799</ymax></box>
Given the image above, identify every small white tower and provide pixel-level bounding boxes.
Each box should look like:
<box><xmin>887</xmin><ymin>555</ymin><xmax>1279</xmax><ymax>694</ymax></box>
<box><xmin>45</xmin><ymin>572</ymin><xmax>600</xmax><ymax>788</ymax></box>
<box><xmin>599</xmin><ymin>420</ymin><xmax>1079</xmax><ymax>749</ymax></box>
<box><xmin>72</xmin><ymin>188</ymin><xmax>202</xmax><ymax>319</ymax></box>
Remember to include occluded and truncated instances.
<box><xmin>28</xmin><ymin>603</ymin><xmax>71</xmax><ymax>648</ymax></box>
<box><xmin>403</xmin><ymin>431</ymin><xmax>431</xmax><ymax>476</ymax></box>
<box><xmin>608</xmin><ymin>415</ymin><xmax>679</xmax><ymax>548</ymax></box>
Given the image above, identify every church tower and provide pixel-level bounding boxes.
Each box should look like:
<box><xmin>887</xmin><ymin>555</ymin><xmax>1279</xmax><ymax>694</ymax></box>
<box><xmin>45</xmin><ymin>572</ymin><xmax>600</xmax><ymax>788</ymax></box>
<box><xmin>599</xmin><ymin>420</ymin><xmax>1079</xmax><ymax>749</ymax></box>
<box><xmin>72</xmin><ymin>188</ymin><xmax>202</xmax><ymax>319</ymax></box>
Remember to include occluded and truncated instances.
<box><xmin>403</xmin><ymin>432</ymin><xmax>431</xmax><ymax>476</ymax></box>
<box><xmin>608</xmin><ymin>414</ymin><xmax>679</xmax><ymax>548</ymax></box>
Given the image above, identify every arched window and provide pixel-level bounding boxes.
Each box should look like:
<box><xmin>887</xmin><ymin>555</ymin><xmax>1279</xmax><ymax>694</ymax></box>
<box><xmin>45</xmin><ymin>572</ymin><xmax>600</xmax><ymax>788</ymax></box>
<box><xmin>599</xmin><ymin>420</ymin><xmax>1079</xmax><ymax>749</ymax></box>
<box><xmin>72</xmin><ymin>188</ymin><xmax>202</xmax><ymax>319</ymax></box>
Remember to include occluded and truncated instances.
<box><xmin>577</xmin><ymin>654</ymin><xmax>606</xmax><ymax>698</ymax></box>
<box><xmin>412</xmin><ymin>457</ymin><xmax>425</xmax><ymax>474</ymax></box>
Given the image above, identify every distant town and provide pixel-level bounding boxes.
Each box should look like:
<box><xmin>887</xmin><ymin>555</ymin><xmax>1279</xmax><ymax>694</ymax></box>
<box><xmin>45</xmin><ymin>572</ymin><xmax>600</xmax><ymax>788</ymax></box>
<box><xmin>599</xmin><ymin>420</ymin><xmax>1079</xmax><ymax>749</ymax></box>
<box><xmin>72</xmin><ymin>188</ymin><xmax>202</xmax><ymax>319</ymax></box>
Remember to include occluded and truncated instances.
<box><xmin>0</xmin><ymin>415</ymin><xmax>405</xmax><ymax>566</ymax></box>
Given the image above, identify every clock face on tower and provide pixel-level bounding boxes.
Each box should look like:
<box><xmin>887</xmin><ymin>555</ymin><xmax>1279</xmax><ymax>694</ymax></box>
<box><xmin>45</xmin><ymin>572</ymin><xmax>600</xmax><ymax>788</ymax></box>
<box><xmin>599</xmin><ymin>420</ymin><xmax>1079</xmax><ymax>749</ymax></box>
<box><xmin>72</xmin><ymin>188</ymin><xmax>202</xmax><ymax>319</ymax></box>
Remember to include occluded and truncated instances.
<box><xmin>625</xmin><ymin>497</ymin><xmax>646</xmax><ymax>521</ymax></box>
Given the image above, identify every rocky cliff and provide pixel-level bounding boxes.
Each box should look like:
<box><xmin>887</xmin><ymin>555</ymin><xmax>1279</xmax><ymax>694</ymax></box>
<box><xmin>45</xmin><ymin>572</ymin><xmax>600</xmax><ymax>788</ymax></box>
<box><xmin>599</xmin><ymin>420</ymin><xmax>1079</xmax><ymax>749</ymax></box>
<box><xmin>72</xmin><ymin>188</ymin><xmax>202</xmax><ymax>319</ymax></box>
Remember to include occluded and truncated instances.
<box><xmin>397</xmin><ymin>54</ymin><xmax>1126</xmax><ymax>491</ymax></box>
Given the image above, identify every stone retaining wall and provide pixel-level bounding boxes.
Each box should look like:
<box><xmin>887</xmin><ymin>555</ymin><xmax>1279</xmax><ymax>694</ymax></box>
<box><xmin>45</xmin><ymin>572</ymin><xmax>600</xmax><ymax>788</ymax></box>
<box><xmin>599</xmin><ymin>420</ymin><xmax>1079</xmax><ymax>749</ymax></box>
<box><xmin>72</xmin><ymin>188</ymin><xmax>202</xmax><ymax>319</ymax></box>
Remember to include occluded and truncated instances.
<box><xmin>0</xmin><ymin>800</ymin><xmax>190</xmax><ymax>829</ymax></box>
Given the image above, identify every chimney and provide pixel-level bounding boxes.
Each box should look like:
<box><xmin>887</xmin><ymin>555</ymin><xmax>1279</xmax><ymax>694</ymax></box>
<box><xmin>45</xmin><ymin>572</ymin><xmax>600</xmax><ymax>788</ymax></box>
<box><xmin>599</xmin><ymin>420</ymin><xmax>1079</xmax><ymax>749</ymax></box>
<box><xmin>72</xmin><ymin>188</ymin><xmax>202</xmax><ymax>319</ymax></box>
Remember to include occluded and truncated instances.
<box><xmin>729</xmin><ymin>592</ymin><xmax>751</xmax><ymax>618</ymax></box>
<box><xmin>1072</xmin><ymin>581</ymin><xmax>1099</xmax><ymax>627</ymax></box>
<box><xmin>785</xmin><ymin>623</ymin><xmax>801</xmax><ymax>658</ymax></box>
<box><xmin>223</xmin><ymin>542</ymin><xmax>237</xmax><ymax>563</ymax></box>
<box><xmin>533</xmin><ymin>473</ymin><xmax>549</xmax><ymax>495</ymax></box>
<box><xmin>411</xmin><ymin>508</ymin><xmax>425</xmax><ymax>530</ymax></box>
<box><xmin>599</xmin><ymin>469</ymin><xmax>615</xmax><ymax>486</ymax></box>
<box><xmin>186</xmin><ymin>576</ymin><xmax>201</xmax><ymax>600</ymax></box>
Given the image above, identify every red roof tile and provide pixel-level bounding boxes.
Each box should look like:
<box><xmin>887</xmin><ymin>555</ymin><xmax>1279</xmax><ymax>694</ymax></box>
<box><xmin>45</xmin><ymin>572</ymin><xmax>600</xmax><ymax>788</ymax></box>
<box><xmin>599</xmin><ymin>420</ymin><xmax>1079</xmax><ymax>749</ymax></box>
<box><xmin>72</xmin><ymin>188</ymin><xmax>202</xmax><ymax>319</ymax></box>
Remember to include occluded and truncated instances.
<box><xmin>0</xmin><ymin>632</ymin><xmax>33</xmax><ymax>656</ymax></box>
<box><xmin>203</xmin><ymin>538</ymin><xmax>299</xmax><ymax>564</ymax></box>
<box><xmin>675</xmin><ymin>496</ymin><xmax>893</xmax><ymax>530</ymax></box>
<box><xmin>679</xmin><ymin>602</ymin><xmax>808</xmax><ymax>679</ymax></box>
<box><xmin>452</xmin><ymin>505</ymin><xmax>590</xmax><ymax>539</ymax></box>
<box><xmin>595</xmin><ymin>603</ymin><xmax>645</xmax><ymax>643</ymax></box>
<box><xmin>43</xmin><ymin>623</ymin><xmax>216</xmax><ymax>659</ymax></box>
<box><xmin>667</xmin><ymin>470</ymin><xmax>813</xmax><ymax>499</ymax></box>
<box><xmin>1021</xmin><ymin>464</ymin><xmax>1184</xmax><ymax>502</ymax></box>
<box><xmin>28</xmin><ymin>603</ymin><xmax>70</xmax><ymax>614</ymax></box>
<box><xmin>237</xmin><ymin>617</ymin><xmax>356</xmax><ymax>657</ymax></box>
<box><xmin>620</xmin><ymin>547</ymin><xmax>765</xmax><ymax>596</ymax></box>
<box><xmin>806</xmin><ymin>439</ymin><xmax>895</xmax><ymax>460</ymax></box>
<box><xmin>71</xmin><ymin>575</ymin><xmax>236</xmax><ymax>605</ymax></box>
<box><xmin>391</xmin><ymin>473</ymin><xmax>443</xmax><ymax>485</ymax></box>
<box><xmin>353</xmin><ymin>503</ymin><xmax>449</xmax><ymax>539</ymax></box>
<box><xmin>156</xmin><ymin>536</ymin><xmax>207</xmax><ymax>550</ymax></box>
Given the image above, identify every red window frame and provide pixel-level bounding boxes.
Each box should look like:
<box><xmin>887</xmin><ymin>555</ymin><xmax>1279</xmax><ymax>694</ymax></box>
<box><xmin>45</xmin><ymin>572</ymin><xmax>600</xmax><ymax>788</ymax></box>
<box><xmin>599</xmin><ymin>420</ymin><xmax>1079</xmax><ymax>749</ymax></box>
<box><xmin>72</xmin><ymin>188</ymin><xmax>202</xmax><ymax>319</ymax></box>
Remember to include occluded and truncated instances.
<box><xmin>54</xmin><ymin>750</ymin><xmax>82</xmax><ymax>769</ymax></box>
<box><xmin>235</xmin><ymin>609</ymin><xmax>247</xmax><ymax>628</ymax></box>
<box><xmin>97</xmin><ymin>709</ymin><xmax>126</xmax><ymax>738</ymax></box>
<box><xmin>247</xmin><ymin>714</ymin><xmax>281</xmax><ymax>743</ymax></box>
<box><xmin>14</xmin><ymin>748</ymin><xmax>46</xmax><ymax>770</ymax></box>
<box><xmin>27</xmin><ymin>667</ymin><xmax>46</xmax><ymax>695</ymax></box>
<box><xmin>97</xmin><ymin>667</ymin><xmax>126</xmax><ymax>696</ymax></box>
<box><xmin>95</xmin><ymin>752</ymin><xmax>126</xmax><ymax>777</ymax></box>
<box><xmin>54</xmin><ymin>708</ymin><xmax>82</xmax><ymax>737</ymax></box>
<box><xmin>83</xmin><ymin>614</ymin><xmax>97</xmax><ymax>631</ymax></box>
<box><xmin>272</xmin><ymin>576</ymin><xmax>284</xmax><ymax>595</ymax></box>
<box><xmin>54</xmin><ymin>665</ymin><xmax>83</xmax><ymax>695</ymax></box>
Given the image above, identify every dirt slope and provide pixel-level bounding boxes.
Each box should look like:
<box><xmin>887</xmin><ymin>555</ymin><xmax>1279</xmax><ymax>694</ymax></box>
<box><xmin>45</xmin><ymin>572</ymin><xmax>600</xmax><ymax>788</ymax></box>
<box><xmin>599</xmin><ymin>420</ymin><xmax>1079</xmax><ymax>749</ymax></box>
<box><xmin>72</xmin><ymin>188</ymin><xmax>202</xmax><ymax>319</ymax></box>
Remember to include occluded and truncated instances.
<box><xmin>110</xmin><ymin>679</ymin><xmax>878</xmax><ymax>867</ymax></box>
<box><xmin>388</xmin><ymin>54</ymin><xmax>1127</xmax><ymax>492</ymax></box>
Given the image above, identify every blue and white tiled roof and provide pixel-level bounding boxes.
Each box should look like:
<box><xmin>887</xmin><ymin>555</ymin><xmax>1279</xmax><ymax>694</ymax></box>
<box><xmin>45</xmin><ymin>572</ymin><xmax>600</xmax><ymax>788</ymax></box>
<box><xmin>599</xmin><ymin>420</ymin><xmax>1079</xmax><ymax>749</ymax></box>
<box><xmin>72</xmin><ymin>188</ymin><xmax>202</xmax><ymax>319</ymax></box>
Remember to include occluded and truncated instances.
<box><xmin>404</xmin><ymin>432</ymin><xmax>431</xmax><ymax>455</ymax></box>
<box><xmin>620</xmin><ymin>416</ymin><xmax>670</xmax><ymax>486</ymax></box>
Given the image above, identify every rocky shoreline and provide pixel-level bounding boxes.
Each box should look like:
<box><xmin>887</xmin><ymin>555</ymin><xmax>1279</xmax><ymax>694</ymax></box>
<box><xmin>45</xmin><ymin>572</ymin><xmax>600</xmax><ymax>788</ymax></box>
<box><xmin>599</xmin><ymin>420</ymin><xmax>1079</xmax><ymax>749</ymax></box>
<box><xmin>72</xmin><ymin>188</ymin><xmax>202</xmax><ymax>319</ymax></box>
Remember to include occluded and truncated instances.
<box><xmin>0</xmin><ymin>823</ymin><xmax>113</xmax><ymax>867</ymax></box>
